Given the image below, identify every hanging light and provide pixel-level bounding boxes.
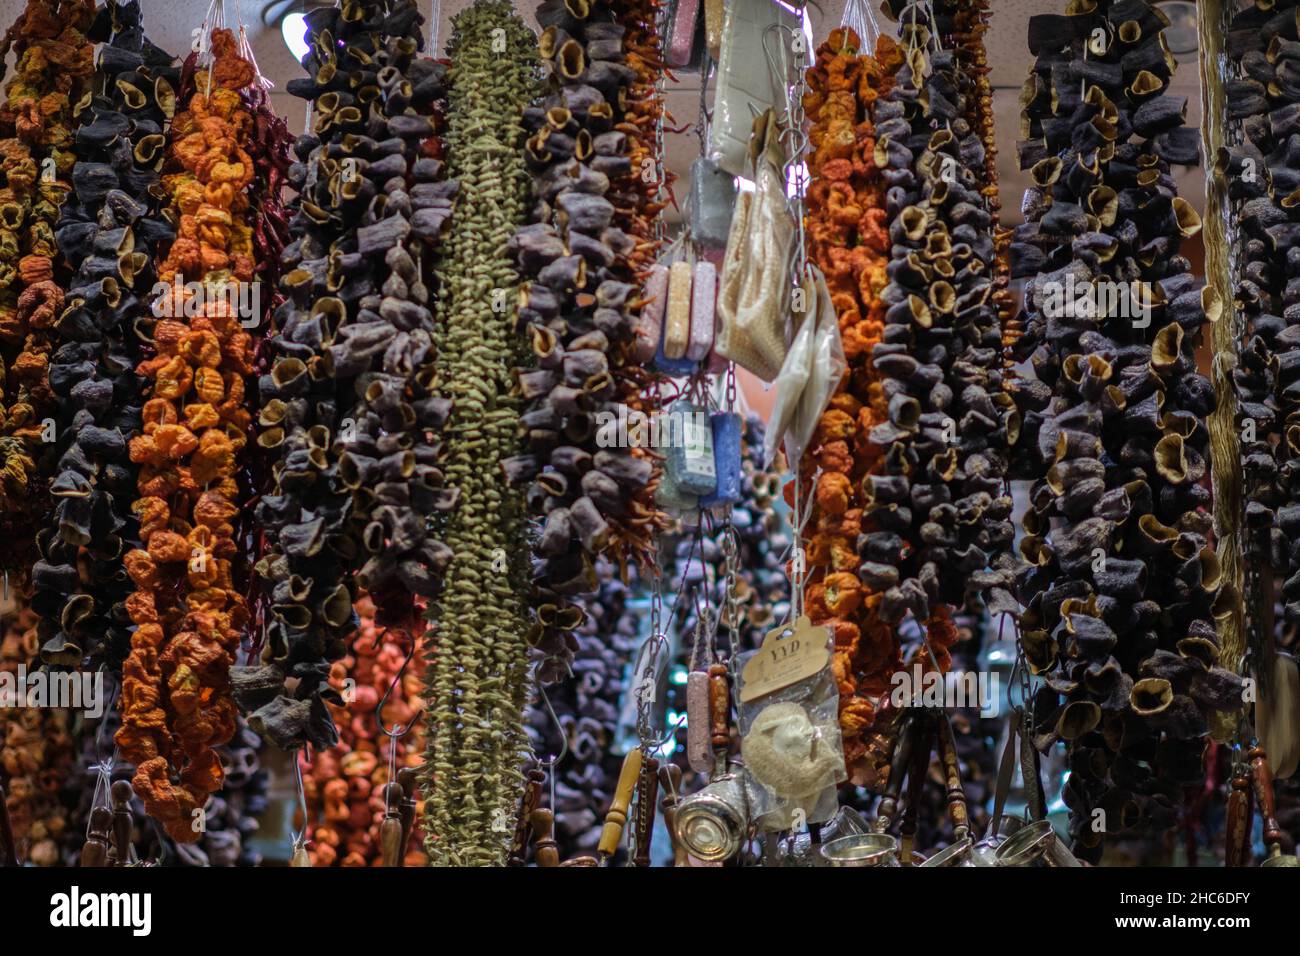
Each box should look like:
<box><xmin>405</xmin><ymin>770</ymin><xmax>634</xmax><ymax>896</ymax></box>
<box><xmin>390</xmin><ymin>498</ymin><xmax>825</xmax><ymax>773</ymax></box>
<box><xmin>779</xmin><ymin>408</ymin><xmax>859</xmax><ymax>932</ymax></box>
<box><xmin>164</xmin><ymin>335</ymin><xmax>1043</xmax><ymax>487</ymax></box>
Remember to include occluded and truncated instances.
<box><xmin>281</xmin><ymin>11</ymin><xmax>309</xmax><ymax>61</ymax></box>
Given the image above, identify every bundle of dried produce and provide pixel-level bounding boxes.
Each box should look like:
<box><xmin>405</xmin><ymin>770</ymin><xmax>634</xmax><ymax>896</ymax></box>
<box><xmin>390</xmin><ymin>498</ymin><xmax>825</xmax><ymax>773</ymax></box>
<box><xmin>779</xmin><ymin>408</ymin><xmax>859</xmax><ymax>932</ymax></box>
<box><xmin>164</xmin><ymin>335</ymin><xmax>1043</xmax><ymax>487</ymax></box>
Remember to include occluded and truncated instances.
<box><xmin>1</xmin><ymin>602</ymin><xmax>75</xmax><ymax>865</ymax></box>
<box><xmin>523</xmin><ymin>560</ymin><xmax>640</xmax><ymax>858</ymax></box>
<box><xmin>35</xmin><ymin>0</ymin><xmax>177</xmax><ymax>674</ymax></box>
<box><xmin>0</xmin><ymin>0</ymin><xmax>95</xmax><ymax>579</ymax></box>
<box><xmin>869</xmin><ymin>1</ymin><xmax>1017</xmax><ymax>640</ymax></box>
<box><xmin>305</xmin><ymin>596</ymin><xmax>425</xmax><ymax>867</ymax></box>
<box><xmin>503</xmin><ymin>0</ymin><xmax>667</xmax><ymax>681</ymax></box>
<box><xmin>236</xmin><ymin>0</ymin><xmax>454</xmax><ymax>755</ymax></box>
<box><xmin>116</xmin><ymin>30</ymin><xmax>259</xmax><ymax>843</ymax></box>
<box><xmin>796</xmin><ymin>27</ymin><xmax>905</xmax><ymax>773</ymax></box>
<box><xmin>1010</xmin><ymin>0</ymin><xmax>1240</xmax><ymax>859</ymax></box>
<box><xmin>1220</xmin><ymin>3</ymin><xmax>1300</xmax><ymax>639</ymax></box>
<box><xmin>421</xmin><ymin>0</ymin><xmax>536</xmax><ymax>868</ymax></box>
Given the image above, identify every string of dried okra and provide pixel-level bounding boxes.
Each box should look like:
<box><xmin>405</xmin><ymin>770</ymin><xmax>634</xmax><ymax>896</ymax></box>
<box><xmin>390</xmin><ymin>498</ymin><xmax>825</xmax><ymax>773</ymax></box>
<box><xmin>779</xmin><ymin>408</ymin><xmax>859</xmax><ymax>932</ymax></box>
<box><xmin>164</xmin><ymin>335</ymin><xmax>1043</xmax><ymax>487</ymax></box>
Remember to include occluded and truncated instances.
<box><xmin>422</xmin><ymin>0</ymin><xmax>538</xmax><ymax>868</ymax></box>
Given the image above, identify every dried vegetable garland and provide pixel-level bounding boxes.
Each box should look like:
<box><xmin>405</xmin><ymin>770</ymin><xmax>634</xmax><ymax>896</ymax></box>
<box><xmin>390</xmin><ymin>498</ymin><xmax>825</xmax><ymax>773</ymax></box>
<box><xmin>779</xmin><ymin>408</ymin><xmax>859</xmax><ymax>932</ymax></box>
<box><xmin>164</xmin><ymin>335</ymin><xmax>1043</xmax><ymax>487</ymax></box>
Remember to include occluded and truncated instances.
<box><xmin>871</xmin><ymin>1</ymin><xmax>1017</xmax><ymax>643</ymax></box>
<box><xmin>1010</xmin><ymin>0</ymin><xmax>1242</xmax><ymax>858</ymax></box>
<box><xmin>0</xmin><ymin>0</ymin><xmax>96</xmax><ymax>580</ymax></box>
<box><xmin>421</xmin><ymin>0</ymin><xmax>535</xmax><ymax>868</ymax></box>
<box><xmin>116</xmin><ymin>30</ymin><xmax>259</xmax><ymax>843</ymax></box>
<box><xmin>524</xmin><ymin>560</ymin><xmax>640</xmax><ymax>858</ymax></box>
<box><xmin>35</xmin><ymin>0</ymin><xmax>177</xmax><ymax>674</ymax></box>
<box><xmin>237</xmin><ymin>0</ymin><xmax>453</xmax><ymax>754</ymax></box>
<box><xmin>305</xmin><ymin>596</ymin><xmax>426</xmax><ymax>867</ymax></box>
<box><xmin>505</xmin><ymin>0</ymin><xmax>667</xmax><ymax>683</ymax></box>
<box><xmin>1219</xmin><ymin>3</ymin><xmax>1300</xmax><ymax>651</ymax></box>
<box><xmin>1</xmin><ymin>602</ymin><xmax>75</xmax><ymax>865</ymax></box>
<box><xmin>798</xmin><ymin>27</ymin><xmax>904</xmax><ymax>775</ymax></box>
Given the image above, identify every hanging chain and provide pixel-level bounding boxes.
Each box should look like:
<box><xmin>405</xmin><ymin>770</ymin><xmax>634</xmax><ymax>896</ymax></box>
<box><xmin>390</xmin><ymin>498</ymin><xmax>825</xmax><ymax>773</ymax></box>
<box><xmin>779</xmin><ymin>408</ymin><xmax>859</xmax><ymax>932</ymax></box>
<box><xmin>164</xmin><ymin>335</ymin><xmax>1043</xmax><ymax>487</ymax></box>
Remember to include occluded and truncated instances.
<box><xmin>652</xmin><ymin>0</ymin><xmax>669</xmax><ymax>246</ymax></box>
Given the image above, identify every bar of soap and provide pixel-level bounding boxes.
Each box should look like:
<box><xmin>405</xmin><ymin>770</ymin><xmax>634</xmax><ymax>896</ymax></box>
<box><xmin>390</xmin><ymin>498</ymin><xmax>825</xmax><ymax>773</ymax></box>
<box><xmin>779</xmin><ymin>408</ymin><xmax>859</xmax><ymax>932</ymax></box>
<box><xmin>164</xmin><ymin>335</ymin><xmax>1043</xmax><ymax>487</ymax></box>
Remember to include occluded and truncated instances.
<box><xmin>634</xmin><ymin>263</ymin><xmax>668</xmax><ymax>363</ymax></box>
<box><xmin>664</xmin><ymin>260</ymin><xmax>694</xmax><ymax>360</ymax></box>
<box><xmin>668</xmin><ymin>0</ymin><xmax>700</xmax><ymax>67</ymax></box>
<box><xmin>686</xmin><ymin>260</ymin><xmax>717</xmax><ymax>361</ymax></box>
<box><xmin>666</xmin><ymin>400</ymin><xmax>717</xmax><ymax>496</ymax></box>
<box><xmin>686</xmin><ymin>671</ymin><xmax>713</xmax><ymax>773</ymax></box>
<box><xmin>700</xmin><ymin>411</ymin><xmax>742</xmax><ymax>508</ymax></box>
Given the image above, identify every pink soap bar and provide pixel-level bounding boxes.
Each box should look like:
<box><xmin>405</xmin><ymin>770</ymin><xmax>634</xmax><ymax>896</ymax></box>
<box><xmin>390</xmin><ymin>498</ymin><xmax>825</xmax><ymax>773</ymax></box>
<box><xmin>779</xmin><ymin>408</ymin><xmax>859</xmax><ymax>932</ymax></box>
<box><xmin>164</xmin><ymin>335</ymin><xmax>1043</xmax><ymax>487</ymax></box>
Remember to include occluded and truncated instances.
<box><xmin>667</xmin><ymin>0</ymin><xmax>700</xmax><ymax>67</ymax></box>
<box><xmin>686</xmin><ymin>260</ymin><xmax>717</xmax><ymax>361</ymax></box>
<box><xmin>635</xmin><ymin>263</ymin><xmax>668</xmax><ymax>363</ymax></box>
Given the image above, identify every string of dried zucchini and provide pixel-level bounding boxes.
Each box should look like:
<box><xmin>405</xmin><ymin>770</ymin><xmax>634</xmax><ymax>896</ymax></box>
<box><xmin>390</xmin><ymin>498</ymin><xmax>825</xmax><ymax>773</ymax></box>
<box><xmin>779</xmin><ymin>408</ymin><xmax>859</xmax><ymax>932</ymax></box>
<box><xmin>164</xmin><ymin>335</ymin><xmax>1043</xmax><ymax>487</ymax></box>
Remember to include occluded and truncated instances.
<box><xmin>422</xmin><ymin>0</ymin><xmax>536</xmax><ymax>868</ymax></box>
<box><xmin>1010</xmin><ymin>0</ymin><xmax>1239</xmax><ymax>860</ymax></box>
<box><xmin>35</xmin><ymin>0</ymin><xmax>178</xmax><ymax>675</ymax></box>
<box><xmin>0</xmin><ymin>0</ymin><xmax>95</xmax><ymax>581</ymax></box>
<box><xmin>116</xmin><ymin>31</ymin><xmax>258</xmax><ymax>843</ymax></box>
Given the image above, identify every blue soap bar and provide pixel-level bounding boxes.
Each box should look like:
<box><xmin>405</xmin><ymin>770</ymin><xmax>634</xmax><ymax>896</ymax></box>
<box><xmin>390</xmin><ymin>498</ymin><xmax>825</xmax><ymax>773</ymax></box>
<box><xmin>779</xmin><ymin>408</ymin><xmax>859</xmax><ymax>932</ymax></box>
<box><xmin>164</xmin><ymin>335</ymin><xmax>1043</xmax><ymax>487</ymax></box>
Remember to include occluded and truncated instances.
<box><xmin>665</xmin><ymin>400</ymin><xmax>717</xmax><ymax>496</ymax></box>
<box><xmin>700</xmin><ymin>411</ymin><xmax>742</xmax><ymax>508</ymax></box>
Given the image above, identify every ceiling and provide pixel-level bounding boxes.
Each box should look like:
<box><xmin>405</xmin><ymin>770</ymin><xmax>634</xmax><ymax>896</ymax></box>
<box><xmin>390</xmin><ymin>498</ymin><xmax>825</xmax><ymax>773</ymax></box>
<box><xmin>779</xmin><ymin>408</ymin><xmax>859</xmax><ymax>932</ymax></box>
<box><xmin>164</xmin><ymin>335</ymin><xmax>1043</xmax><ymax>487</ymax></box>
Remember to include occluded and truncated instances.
<box><xmin>0</xmin><ymin>0</ymin><xmax>1209</xmax><ymax>222</ymax></box>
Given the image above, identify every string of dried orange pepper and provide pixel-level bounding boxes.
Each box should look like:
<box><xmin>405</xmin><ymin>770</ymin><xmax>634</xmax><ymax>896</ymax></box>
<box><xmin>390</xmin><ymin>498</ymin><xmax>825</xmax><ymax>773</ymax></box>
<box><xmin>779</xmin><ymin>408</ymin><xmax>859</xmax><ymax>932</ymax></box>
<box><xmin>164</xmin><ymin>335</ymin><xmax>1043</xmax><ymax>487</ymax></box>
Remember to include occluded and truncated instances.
<box><xmin>305</xmin><ymin>595</ymin><xmax>426</xmax><ymax>867</ymax></box>
<box><xmin>796</xmin><ymin>28</ymin><xmax>906</xmax><ymax>783</ymax></box>
<box><xmin>116</xmin><ymin>29</ymin><xmax>259</xmax><ymax>843</ymax></box>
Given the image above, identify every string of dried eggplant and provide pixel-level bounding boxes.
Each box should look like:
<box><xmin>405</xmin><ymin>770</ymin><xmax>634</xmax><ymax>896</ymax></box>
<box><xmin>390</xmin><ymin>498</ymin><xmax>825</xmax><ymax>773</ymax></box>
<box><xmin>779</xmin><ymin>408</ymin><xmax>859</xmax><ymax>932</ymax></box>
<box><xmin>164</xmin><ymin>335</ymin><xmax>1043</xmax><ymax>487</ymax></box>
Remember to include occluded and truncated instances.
<box><xmin>35</xmin><ymin>0</ymin><xmax>178</xmax><ymax>675</ymax></box>
<box><xmin>236</xmin><ymin>0</ymin><xmax>453</xmax><ymax>754</ymax></box>
<box><xmin>505</xmin><ymin>0</ymin><xmax>668</xmax><ymax>685</ymax></box>
<box><xmin>1010</xmin><ymin>0</ymin><xmax>1241</xmax><ymax>860</ymax></box>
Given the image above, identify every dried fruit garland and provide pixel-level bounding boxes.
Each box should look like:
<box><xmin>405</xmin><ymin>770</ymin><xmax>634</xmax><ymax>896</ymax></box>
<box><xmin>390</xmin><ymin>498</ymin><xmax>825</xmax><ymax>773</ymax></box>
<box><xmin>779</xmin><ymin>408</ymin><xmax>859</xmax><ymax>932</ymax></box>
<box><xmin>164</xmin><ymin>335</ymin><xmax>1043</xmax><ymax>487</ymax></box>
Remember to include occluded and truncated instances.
<box><xmin>1010</xmin><ymin>0</ymin><xmax>1240</xmax><ymax>858</ymax></box>
<box><xmin>238</xmin><ymin>0</ymin><xmax>453</xmax><ymax>754</ymax></box>
<box><xmin>35</xmin><ymin>0</ymin><xmax>178</xmax><ymax>675</ymax></box>
<box><xmin>0</xmin><ymin>0</ymin><xmax>95</xmax><ymax>579</ymax></box>
<box><xmin>306</xmin><ymin>596</ymin><xmax>426</xmax><ymax>867</ymax></box>
<box><xmin>116</xmin><ymin>31</ymin><xmax>260</xmax><ymax>843</ymax></box>
<box><xmin>422</xmin><ymin>0</ymin><xmax>535</xmax><ymax>869</ymax></box>
<box><xmin>505</xmin><ymin>0</ymin><xmax>668</xmax><ymax>685</ymax></box>
<box><xmin>798</xmin><ymin>28</ymin><xmax>904</xmax><ymax>773</ymax></box>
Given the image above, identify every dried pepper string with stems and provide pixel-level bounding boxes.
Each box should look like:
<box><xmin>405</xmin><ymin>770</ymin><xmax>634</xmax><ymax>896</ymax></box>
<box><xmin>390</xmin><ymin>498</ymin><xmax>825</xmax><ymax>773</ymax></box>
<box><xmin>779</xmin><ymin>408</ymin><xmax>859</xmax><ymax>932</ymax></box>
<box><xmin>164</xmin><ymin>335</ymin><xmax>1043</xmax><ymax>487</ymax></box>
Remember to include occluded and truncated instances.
<box><xmin>421</xmin><ymin>0</ymin><xmax>535</xmax><ymax>868</ymax></box>
<box><xmin>116</xmin><ymin>27</ymin><xmax>259</xmax><ymax>843</ymax></box>
<box><xmin>0</xmin><ymin>0</ymin><xmax>95</xmax><ymax>582</ymax></box>
<box><xmin>36</xmin><ymin>0</ymin><xmax>179</xmax><ymax>676</ymax></box>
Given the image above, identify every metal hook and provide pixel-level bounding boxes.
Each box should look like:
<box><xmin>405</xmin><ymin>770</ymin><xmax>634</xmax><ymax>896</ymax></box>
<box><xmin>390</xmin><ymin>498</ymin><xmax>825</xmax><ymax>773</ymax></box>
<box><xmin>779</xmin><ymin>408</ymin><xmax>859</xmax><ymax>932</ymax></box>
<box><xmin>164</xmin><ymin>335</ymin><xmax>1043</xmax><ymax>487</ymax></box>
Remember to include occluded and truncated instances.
<box><xmin>532</xmin><ymin>671</ymin><xmax>568</xmax><ymax>812</ymax></box>
<box><xmin>291</xmin><ymin>748</ymin><xmax>310</xmax><ymax>848</ymax></box>
<box><xmin>374</xmin><ymin>630</ymin><xmax>417</xmax><ymax>740</ymax></box>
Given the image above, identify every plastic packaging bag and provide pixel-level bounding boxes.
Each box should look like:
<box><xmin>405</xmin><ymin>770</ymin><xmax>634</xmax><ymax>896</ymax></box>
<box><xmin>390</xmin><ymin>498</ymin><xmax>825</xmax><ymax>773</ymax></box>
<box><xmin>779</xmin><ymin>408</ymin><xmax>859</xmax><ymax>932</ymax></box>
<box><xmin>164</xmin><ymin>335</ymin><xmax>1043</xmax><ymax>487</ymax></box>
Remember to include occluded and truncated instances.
<box><xmin>785</xmin><ymin>266</ymin><xmax>846</xmax><ymax>464</ymax></box>
<box><xmin>689</xmin><ymin>156</ymin><xmax>737</xmax><ymax>249</ymax></box>
<box><xmin>715</xmin><ymin>109</ymin><xmax>793</xmax><ymax>382</ymax></box>
<box><xmin>736</xmin><ymin>615</ymin><xmax>846</xmax><ymax>831</ymax></box>
<box><xmin>764</xmin><ymin>265</ymin><xmax>845</xmax><ymax>466</ymax></box>
<box><xmin>710</xmin><ymin>0</ymin><xmax>801</xmax><ymax>176</ymax></box>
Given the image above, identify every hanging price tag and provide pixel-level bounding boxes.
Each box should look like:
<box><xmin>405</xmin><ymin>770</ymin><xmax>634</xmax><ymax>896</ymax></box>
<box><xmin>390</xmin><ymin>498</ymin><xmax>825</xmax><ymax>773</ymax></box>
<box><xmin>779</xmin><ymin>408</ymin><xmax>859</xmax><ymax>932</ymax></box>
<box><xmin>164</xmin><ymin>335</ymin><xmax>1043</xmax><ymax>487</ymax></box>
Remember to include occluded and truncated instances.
<box><xmin>740</xmin><ymin>616</ymin><xmax>830</xmax><ymax>703</ymax></box>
